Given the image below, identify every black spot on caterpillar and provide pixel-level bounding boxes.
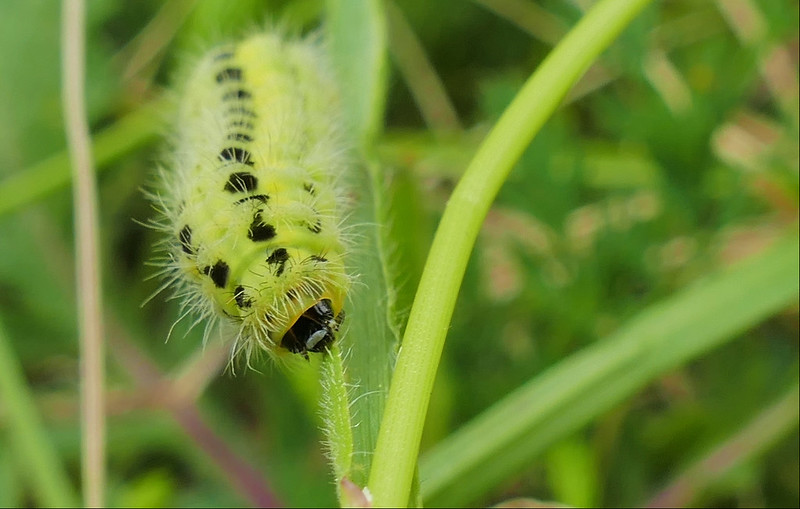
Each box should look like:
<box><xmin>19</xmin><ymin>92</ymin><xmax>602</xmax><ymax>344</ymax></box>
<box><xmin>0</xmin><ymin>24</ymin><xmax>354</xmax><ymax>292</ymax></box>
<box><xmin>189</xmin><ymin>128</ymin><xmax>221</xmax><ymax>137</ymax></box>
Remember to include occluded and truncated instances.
<box><xmin>208</xmin><ymin>260</ymin><xmax>229</xmax><ymax>288</ymax></box>
<box><xmin>267</xmin><ymin>247</ymin><xmax>290</xmax><ymax>277</ymax></box>
<box><xmin>248</xmin><ymin>212</ymin><xmax>277</xmax><ymax>242</ymax></box>
<box><xmin>224</xmin><ymin>171</ymin><xmax>258</xmax><ymax>192</ymax></box>
<box><xmin>225</xmin><ymin>106</ymin><xmax>257</xmax><ymax>118</ymax></box>
<box><xmin>228</xmin><ymin>120</ymin><xmax>254</xmax><ymax>129</ymax></box>
<box><xmin>234</xmin><ymin>194</ymin><xmax>269</xmax><ymax>205</ymax></box>
<box><xmin>222</xmin><ymin>89</ymin><xmax>252</xmax><ymax>101</ymax></box>
<box><xmin>215</xmin><ymin>67</ymin><xmax>242</xmax><ymax>82</ymax></box>
<box><xmin>219</xmin><ymin>148</ymin><xmax>255</xmax><ymax>167</ymax></box>
<box><xmin>227</xmin><ymin>133</ymin><xmax>253</xmax><ymax>142</ymax></box>
<box><xmin>214</xmin><ymin>51</ymin><xmax>234</xmax><ymax>61</ymax></box>
<box><xmin>306</xmin><ymin>218</ymin><xmax>323</xmax><ymax>234</ymax></box>
<box><xmin>234</xmin><ymin>285</ymin><xmax>252</xmax><ymax>308</ymax></box>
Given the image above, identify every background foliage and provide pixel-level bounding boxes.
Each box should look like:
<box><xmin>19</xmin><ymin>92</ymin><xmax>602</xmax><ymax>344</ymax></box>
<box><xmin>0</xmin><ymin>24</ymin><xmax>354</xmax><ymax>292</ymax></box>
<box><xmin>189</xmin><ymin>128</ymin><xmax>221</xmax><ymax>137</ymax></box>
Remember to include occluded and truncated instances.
<box><xmin>0</xmin><ymin>0</ymin><xmax>797</xmax><ymax>507</ymax></box>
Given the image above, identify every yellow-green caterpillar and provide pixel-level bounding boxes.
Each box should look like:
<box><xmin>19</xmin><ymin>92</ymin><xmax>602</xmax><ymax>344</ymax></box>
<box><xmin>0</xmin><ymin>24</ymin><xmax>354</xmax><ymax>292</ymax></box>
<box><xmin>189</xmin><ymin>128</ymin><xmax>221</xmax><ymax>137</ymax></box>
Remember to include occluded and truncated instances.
<box><xmin>152</xmin><ymin>32</ymin><xmax>350</xmax><ymax>360</ymax></box>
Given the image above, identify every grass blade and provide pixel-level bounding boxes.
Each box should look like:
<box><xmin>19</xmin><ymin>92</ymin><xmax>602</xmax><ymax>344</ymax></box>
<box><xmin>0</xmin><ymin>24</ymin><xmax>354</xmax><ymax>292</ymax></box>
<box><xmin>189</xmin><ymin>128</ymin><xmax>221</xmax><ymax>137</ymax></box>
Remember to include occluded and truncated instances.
<box><xmin>420</xmin><ymin>233</ymin><xmax>800</xmax><ymax>506</ymax></box>
<box><xmin>0</xmin><ymin>317</ymin><xmax>78</xmax><ymax>507</ymax></box>
<box><xmin>324</xmin><ymin>0</ymin><xmax>396</xmax><ymax>493</ymax></box>
<box><xmin>0</xmin><ymin>100</ymin><xmax>163</xmax><ymax>218</ymax></box>
<box><xmin>326</xmin><ymin>0</ymin><xmax>388</xmax><ymax>149</ymax></box>
<box><xmin>647</xmin><ymin>381</ymin><xmax>799</xmax><ymax>507</ymax></box>
<box><xmin>368</xmin><ymin>0</ymin><xmax>654</xmax><ymax>505</ymax></box>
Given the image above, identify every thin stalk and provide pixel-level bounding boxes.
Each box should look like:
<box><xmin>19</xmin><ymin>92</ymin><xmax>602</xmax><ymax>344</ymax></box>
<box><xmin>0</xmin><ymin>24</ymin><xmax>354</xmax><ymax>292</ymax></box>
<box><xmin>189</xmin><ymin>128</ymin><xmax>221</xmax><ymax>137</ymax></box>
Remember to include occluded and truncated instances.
<box><xmin>385</xmin><ymin>0</ymin><xmax>462</xmax><ymax>131</ymax></box>
<box><xmin>61</xmin><ymin>1</ymin><xmax>105</xmax><ymax>506</ymax></box>
<box><xmin>366</xmin><ymin>0</ymin><xmax>654</xmax><ymax>506</ymax></box>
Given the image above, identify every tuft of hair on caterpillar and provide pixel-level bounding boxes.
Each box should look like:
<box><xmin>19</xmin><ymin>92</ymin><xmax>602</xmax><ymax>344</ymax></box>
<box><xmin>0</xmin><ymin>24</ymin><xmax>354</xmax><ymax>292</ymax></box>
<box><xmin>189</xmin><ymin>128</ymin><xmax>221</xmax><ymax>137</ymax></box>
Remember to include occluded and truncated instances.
<box><xmin>150</xmin><ymin>31</ymin><xmax>352</xmax><ymax>363</ymax></box>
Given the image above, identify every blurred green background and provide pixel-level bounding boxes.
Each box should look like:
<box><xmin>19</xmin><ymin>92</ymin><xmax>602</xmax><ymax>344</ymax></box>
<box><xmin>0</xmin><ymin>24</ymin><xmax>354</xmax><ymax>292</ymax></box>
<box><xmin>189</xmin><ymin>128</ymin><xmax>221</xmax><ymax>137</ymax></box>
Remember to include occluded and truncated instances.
<box><xmin>0</xmin><ymin>0</ymin><xmax>797</xmax><ymax>507</ymax></box>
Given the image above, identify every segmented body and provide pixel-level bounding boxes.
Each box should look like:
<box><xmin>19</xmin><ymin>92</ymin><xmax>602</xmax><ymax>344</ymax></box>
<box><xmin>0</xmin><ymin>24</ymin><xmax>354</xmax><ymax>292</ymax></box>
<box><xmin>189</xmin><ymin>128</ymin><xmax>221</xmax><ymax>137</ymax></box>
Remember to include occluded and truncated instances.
<box><xmin>157</xmin><ymin>33</ymin><xmax>349</xmax><ymax>359</ymax></box>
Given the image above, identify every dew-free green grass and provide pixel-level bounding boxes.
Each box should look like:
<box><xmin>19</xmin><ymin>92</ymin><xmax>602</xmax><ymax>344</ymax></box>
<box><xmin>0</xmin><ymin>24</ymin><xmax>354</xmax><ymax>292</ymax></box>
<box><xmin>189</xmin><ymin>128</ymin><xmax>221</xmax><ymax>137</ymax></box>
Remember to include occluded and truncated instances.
<box><xmin>0</xmin><ymin>0</ymin><xmax>797</xmax><ymax>507</ymax></box>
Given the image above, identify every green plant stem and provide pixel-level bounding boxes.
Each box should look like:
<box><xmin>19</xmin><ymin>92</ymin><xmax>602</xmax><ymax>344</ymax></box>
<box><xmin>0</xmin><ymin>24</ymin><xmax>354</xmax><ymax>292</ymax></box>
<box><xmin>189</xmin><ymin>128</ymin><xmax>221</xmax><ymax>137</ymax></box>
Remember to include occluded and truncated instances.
<box><xmin>0</xmin><ymin>317</ymin><xmax>78</xmax><ymax>507</ymax></box>
<box><xmin>319</xmin><ymin>344</ymin><xmax>354</xmax><ymax>502</ymax></box>
<box><xmin>366</xmin><ymin>0</ymin><xmax>654</xmax><ymax>506</ymax></box>
<box><xmin>62</xmin><ymin>1</ymin><xmax>105</xmax><ymax>505</ymax></box>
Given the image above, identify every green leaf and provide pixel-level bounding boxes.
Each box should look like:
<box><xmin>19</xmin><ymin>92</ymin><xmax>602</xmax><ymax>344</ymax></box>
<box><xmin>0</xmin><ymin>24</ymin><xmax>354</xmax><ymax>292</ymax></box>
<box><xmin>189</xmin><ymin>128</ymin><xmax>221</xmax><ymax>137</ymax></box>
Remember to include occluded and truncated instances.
<box><xmin>0</xmin><ymin>316</ymin><xmax>79</xmax><ymax>507</ymax></box>
<box><xmin>324</xmin><ymin>0</ymin><xmax>396</xmax><ymax>493</ymax></box>
<box><xmin>420</xmin><ymin>233</ymin><xmax>800</xmax><ymax>506</ymax></box>
<box><xmin>326</xmin><ymin>0</ymin><xmax>388</xmax><ymax>149</ymax></box>
<box><xmin>647</xmin><ymin>381</ymin><xmax>800</xmax><ymax>507</ymax></box>
<box><xmin>546</xmin><ymin>438</ymin><xmax>599</xmax><ymax>508</ymax></box>
<box><xmin>0</xmin><ymin>101</ymin><xmax>163</xmax><ymax>218</ymax></box>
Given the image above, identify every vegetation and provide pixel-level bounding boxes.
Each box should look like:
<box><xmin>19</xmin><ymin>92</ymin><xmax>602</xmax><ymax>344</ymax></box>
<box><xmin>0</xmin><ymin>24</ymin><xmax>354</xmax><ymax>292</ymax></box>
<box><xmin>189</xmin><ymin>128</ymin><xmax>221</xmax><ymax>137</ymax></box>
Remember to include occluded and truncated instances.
<box><xmin>0</xmin><ymin>0</ymin><xmax>797</xmax><ymax>507</ymax></box>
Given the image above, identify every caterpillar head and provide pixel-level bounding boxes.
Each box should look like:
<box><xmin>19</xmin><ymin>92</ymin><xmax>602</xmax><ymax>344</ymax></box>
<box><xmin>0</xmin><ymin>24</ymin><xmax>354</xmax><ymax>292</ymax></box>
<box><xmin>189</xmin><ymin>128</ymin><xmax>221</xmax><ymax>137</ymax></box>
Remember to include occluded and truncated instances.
<box><xmin>278</xmin><ymin>298</ymin><xmax>345</xmax><ymax>358</ymax></box>
<box><xmin>183</xmin><ymin>238</ymin><xmax>348</xmax><ymax>359</ymax></box>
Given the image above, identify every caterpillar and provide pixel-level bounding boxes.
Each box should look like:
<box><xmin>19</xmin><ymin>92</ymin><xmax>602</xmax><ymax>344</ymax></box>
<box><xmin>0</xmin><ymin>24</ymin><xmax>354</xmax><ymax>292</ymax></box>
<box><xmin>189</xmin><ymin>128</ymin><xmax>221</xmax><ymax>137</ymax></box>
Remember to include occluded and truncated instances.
<box><xmin>151</xmin><ymin>32</ymin><xmax>351</xmax><ymax>361</ymax></box>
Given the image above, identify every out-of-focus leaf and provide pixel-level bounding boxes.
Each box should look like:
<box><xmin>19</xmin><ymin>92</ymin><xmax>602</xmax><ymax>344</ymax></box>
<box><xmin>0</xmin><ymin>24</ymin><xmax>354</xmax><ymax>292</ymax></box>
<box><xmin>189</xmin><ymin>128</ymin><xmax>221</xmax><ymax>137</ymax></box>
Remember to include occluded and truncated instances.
<box><xmin>0</xmin><ymin>316</ymin><xmax>78</xmax><ymax>507</ymax></box>
<box><xmin>421</xmin><ymin>233</ymin><xmax>799</xmax><ymax>506</ymax></box>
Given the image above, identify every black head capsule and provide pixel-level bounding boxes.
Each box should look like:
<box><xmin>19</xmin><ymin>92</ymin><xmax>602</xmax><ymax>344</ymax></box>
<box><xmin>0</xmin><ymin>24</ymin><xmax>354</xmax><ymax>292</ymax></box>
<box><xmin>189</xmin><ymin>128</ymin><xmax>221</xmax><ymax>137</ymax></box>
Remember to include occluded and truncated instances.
<box><xmin>280</xmin><ymin>299</ymin><xmax>343</xmax><ymax>358</ymax></box>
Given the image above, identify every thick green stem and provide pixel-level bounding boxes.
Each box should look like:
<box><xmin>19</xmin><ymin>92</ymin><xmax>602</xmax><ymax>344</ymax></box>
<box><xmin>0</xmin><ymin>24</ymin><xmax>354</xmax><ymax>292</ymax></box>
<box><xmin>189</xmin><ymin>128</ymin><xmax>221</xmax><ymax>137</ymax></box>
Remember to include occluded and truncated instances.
<box><xmin>366</xmin><ymin>0</ymin><xmax>654</xmax><ymax>506</ymax></box>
